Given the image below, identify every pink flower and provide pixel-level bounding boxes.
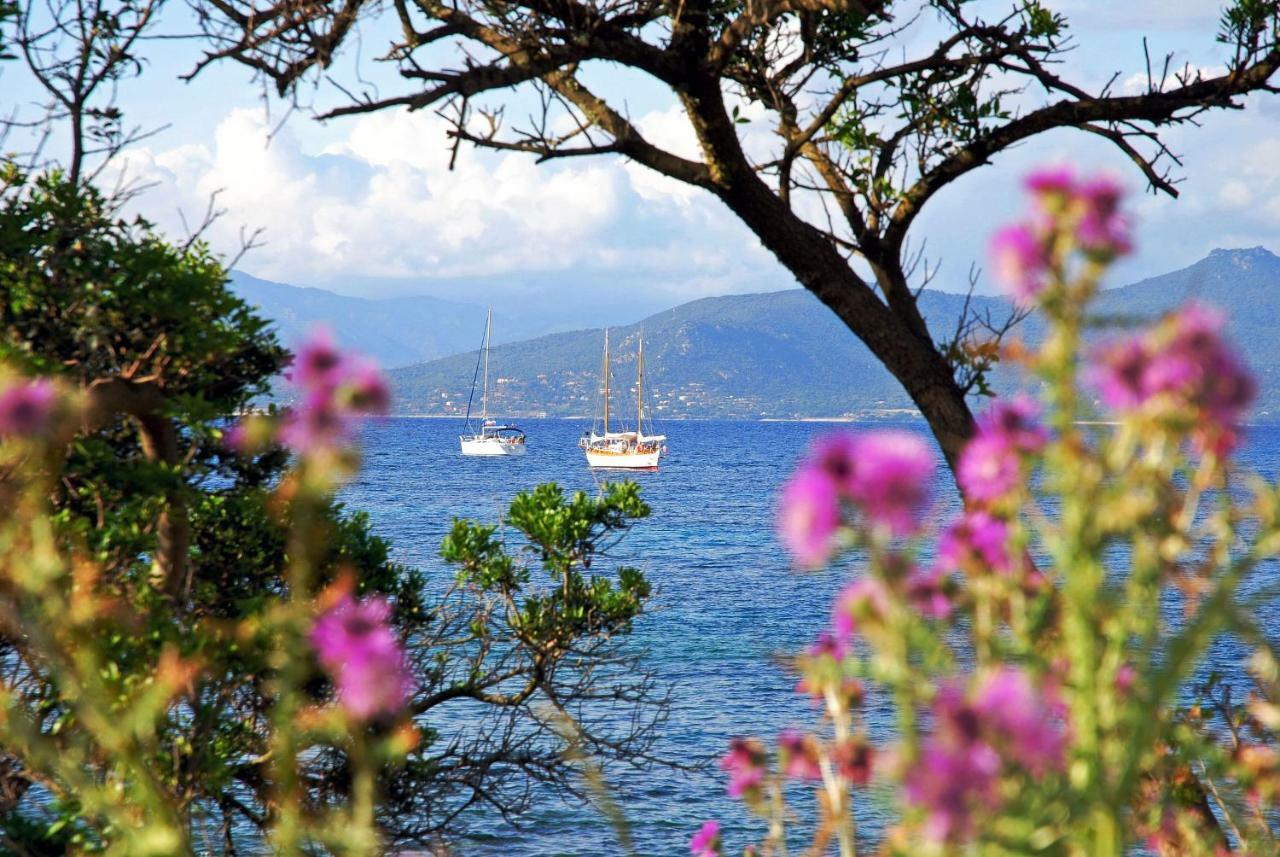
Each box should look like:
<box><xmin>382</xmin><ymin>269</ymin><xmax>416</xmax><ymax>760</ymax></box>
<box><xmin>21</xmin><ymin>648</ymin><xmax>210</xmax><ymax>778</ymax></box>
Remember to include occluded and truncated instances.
<box><xmin>957</xmin><ymin>433</ymin><xmax>1021</xmax><ymax>504</ymax></box>
<box><xmin>993</xmin><ymin>167</ymin><xmax>1133</xmax><ymax>304</ymax></box>
<box><xmin>973</xmin><ymin>668</ymin><xmax>1066</xmax><ymax>775</ymax></box>
<box><xmin>904</xmin><ymin>734</ymin><xmax>1002</xmax><ymax>843</ymax></box>
<box><xmin>310</xmin><ymin>595</ymin><xmax>416</xmax><ymax>722</ymax></box>
<box><xmin>904</xmin><ymin>669</ymin><xmax>1067</xmax><ymax>842</ymax></box>
<box><xmin>1089</xmin><ymin>303</ymin><xmax>1255</xmax><ymax>450</ymax></box>
<box><xmin>1075</xmin><ymin>176</ymin><xmax>1132</xmax><ymax>258</ymax></box>
<box><xmin>936</xmin><ymin>511</ymin><xmax>1015</xmax><ymax>577</ymax></box>
<box><xmin>721</xmin><ymin>738</ymin><xmax>767</xmax><ymax>800</ymax></box>
<box><xmin>1090</xmin><ymin>337</ymin><xmax>1149</xmax><ymax>410</ymax></box>
<box><xmin>0</xmin><ymin>379</ymin><xmax>57</xmax><ymax>437</ymax></box>
<box><xmin>845</xmin><ymin>431</ymin><xmax>935</xmax><ymax>536</ymax></box>
<box><xmin>279</xmin><ymin>389</ymin><xmax>351</xmax><ymax>454</ymax></box>
<box><xmin>777</xmin><ymin>466</ymin><xmax>841</xmax><ymax>568</ymax></box>
<box><xmin>1025</xmin><ymin>165</ymin><xmax>1076</xmax><ymax>200</ymax></box>
<box><xmin>807</xmin><ymin>630</ymin><xmax>847</xmax><ymax>660</ymax></box>
<box><xmin>958</xmin><ymin>397</ymin><xmax>1047</xmax><ymax>505</ymax></box>
<box><xmin>812</xmin><ymin>432</ymin><xmax>859</xmax><ymax>493</ymax></box>
<box><xmin>832</xmin><ymin>577</ymin><xmax>890</xmax><ymax>648</ymax></box>
<box><xmin>976</xmin><ymin>396</ymin><xmax>1049</xmax><ymax>454</ymax></box>
<box><xmin>990</xmin><ymin>225</ymin><xmax>1049</xmax><ymax>305</ymax></box>
<box><xmin>777</xmin><ymin>730</ymin><xmax>823</xmax><ymax>781</ymax></box>
<box><xmin>274</xmin><ymin>328</ymin><xmax>394</xmax><ymax>457</ymax></box>
<box><xmin>1115</xmin><ymin>663</ymin><xmax>1136</xmax><ymax>696</ymax></box>
<box><xmin>689</xmin><ymin>820</ymin><xmax>721</xmax><ymax>857</ymax></box>
<box><xmin>905</xmin><ymin>565</ymin><xmax>951</xmax><ymax>619</ymax></box>
<box><xmin>340</xmin><ymin>359</ymin><xmax>392</xmax><ymax>415</ymax></box>
<box><xmin>833</xmin><ymin>738</ymin><xmax>875</xmax><ymax>785</ymax></box>
<box><xmin>288</xmin><ymin>328</ymin><xmax>347</xmax><ymax>390</ymax></box>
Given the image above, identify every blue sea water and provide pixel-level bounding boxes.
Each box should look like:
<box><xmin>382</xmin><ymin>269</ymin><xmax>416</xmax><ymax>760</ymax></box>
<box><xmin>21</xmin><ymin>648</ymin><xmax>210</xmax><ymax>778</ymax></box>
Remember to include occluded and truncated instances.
<box><xmin>343</xmin><ymin>417</ymin><xmax>1280</xmax><ymax>855</ymax></box>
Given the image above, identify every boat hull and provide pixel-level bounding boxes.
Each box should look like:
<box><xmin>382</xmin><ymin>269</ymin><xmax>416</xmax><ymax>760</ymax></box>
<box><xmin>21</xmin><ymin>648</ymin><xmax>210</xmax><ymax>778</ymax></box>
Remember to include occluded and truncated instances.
<box><xmin>585</xmin><ymin>448</ymin><xmax>661</xmax><ymax>469</ymax></box>
<box><xmin>460</xmin><ymin>437</ymin><xmax>527</xmax><ymax>456</ymax></box>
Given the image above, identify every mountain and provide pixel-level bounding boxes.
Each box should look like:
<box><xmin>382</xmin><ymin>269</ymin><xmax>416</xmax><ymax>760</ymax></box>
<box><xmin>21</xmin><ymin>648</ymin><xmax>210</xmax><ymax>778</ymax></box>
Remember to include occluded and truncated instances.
<box><xmin>231</xmin><ymin>271</ymin><xmax>636</xmax><ymax>368</ymax></box>
<box><xmin>1092</xmin><ymin>247</ymin><xmax>1280</xmax><ymax>403</ymax></box>
<box><xmin>388</xmin><ymin>289</ymin><xmax>1015</xmax><ymax>419</ymax></box>
<box><xmin>385</xmin><ymin>247</ymin><xmax>1280</xmax><ymax>420</ymax></box>
<box><xmin>228</xmin><ymin>271</ymin><xmax>486</xmax><ymax>368</ymax></box>
<box><xmin>227</xmin><ymin>270</ymin><xmax>744</xmax><ymax>367</ymax></box>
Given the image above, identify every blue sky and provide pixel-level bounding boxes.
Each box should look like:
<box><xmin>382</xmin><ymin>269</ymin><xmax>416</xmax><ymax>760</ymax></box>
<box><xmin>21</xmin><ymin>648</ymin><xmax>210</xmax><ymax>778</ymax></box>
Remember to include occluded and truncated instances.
<box><xmin>4</xmin><ymin>1</ymin><xmax>1279</xmax><ymax>326</ymax></box>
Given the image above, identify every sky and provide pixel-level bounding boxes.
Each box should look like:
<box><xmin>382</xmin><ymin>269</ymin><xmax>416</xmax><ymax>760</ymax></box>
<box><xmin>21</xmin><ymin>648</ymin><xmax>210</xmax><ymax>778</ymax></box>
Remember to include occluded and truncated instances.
<box><xmin>3</xmin><ymin>0</ymin><xmax>1280</xmax><ymax>327</ymax></box>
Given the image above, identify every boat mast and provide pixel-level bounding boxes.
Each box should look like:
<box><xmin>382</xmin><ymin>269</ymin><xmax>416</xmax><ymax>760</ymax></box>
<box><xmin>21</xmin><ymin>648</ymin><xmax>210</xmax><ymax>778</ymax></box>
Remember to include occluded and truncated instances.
<box><xmin>481</xmin><ymin>307</ymin><xmax>491</xmax><ymax>424</ymax></box>
<box><xmin>602</xmin><ymin>328</ymin><xmax>610</xmax><ymax>436</ymax></box>
<box><xmin>636</xmin><ymin>334</ymin><xmax>644</xmax><ymax>437</ymax></box>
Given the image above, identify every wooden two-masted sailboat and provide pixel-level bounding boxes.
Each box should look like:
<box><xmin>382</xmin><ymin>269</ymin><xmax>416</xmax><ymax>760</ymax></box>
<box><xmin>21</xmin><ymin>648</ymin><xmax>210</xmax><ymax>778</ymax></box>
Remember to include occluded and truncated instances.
<box><xmin>459</xmin><ymin>308</ymin><xmax>527</xmax><ymax>456</ymax></box>
<box><xmin>580</xmin><ymin>330</ymin><xmax>666</xmax><ymax>469</ymax></box>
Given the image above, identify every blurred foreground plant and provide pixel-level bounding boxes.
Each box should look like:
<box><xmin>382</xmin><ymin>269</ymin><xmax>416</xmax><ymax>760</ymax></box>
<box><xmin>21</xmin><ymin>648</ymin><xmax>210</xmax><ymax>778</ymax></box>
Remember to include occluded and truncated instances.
<box><xmin>702</xmin><ymin>170</ymin><xmax>1280</xmax><ymax>856</ymax></box>
<box><xmin>0</xmin><ymin>167</ymin><xmax>663</xmax><ymax>853</ymax></box>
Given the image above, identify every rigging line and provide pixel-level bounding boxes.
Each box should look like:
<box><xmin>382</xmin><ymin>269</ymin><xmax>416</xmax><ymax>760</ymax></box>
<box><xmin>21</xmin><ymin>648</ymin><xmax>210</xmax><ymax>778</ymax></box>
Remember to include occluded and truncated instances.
<box><xmin>462</xmin><ymin>322</ymin><xmax>487</xmax><ymax>433</ymax></box>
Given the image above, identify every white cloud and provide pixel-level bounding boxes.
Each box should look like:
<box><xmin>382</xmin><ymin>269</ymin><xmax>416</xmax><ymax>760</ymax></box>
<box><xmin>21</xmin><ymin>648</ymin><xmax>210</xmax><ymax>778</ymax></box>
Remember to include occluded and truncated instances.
<box><xmin>107</xmin><ymin>106</ymin><xmax>781</xmax><ymax>299</ymax></box>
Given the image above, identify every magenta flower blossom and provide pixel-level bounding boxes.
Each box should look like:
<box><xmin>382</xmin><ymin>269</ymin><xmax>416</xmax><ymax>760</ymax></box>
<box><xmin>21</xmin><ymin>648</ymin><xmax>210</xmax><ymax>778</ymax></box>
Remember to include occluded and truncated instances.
<box><xmin>289</xmin><ymin>328</ymin><xmax>347</xmax><ymax>390</ymax></box>
<box><xmin>1115</xmin><ymin>663</ymin><xmax>1136</xmax><ymax>696</ymax></box>
<box><xmin>341</xmin><ymin>359</ymin><xmax>392</xmax><ymax>415</ymax></box>
<box><xmin>278</xmin><ymin>389</ymin><xmax>350</xmax><ymax>455</ymax></box>
<box><xmin>957</xmin><ymin>433</ymin><xmax>1022</xmax><ymax>504</ymax></box>
<box><xmin>777</xmin><ymin>730</ymin><xmax>823</xmax><ymax>781</ymax></box>
<box><xmin>908</xmin><ymin>739</ymin><xmax>1001</xmax><ymax>842</ymax></box>
<box><xmin>972</xmin><ymin>668</ymin><xmax>1066</xmax><ymax>775</ymax></box>
<box><xmin>832</xmin><ymin>577</ymin><xmax>890</xmax><ymax>648</ymax></box>
<box><xmin>806</xmin><ymin>630</ymin><xmax>848</xmax><ymax>662</ymax></box>
<box><xmin>264</xmin><ymin>327</ymin><xmax>394</xmax><ymax>457</ymax></box>
<box><xmin>0</xmin><ymin>379</ymin><xmax>57</xmax><ymax>438</ymax></box>
<box><xmin>1025</xmin><ymin>165</ymin><xmax>1076</xmax><ymax>200</ymax></box>
<box><xmin>905</xmin><ymin>565</ymin><xmax>952</xmax><ymax>619</ymax></box>
<box><xmin>778</xmin><ymin>430</ymin><xmax>934</xmax><ymax>553</ymax></box>
<box><xmin>992</xmin><ymin>167</ymin><xmax>1133</xmax><ymax>302</ymax></box>
<box><xmin>958</xmin><ymin>396</ymin><xmax>1049</xmax><ymax>505</ymax></box>
<box><xmin>845</xmin><ymin>431</ymin><xmax>935</xmax><ymax>536</ymax></box>
<box><xmin>689</xmin><ymin>820</ymin><xmax>721</xmax><ymax>857</ymax></box>
<box><xmin>310</xmin><ymin>595</ymin><xmax>416</xmax><ymax>722</ymax></box>
<box><xmin>777</xmin><ymin>466</ymin><xmax>841</xmax><ymax>568</ymax></box>
<box><xmin>721</xmin><ymin>738</ymin><xmax>767</xmax><ymax>800</ymax></box>
<box><xmin>976</xmin><ymin>396</ymin><xmax>1049</xmax><ymax>454</ymax></box>
<box><xmin>833</xmin><ymin>738</ymin><xmax>875</xmax><ymax>785</ymax></box>
<box><xmin>811</xmin><ymin>432</ymin><xmax>860</xmax><ymax>493</ymax></box>
<box><xmin>936</xmin><ymin>511</ymin><xmax>1015</xmax><ymax>577</ymax></box>
<box><xmin>990</xmin><ymin>225</ymin><xmax>1050</xmax><ymax>305</ymax></box>
<box><xmin>1090</xmin><ymin>337</ymin><xmax>1149</xmax><ymax>410</ymax></box>
<box><xmin>905</xmin><ymin>734</ymin><xmax>1002</xmax><ymax>843</ymax></box>
<box><xmin>1090</xmin><ymin>302</ymin><xmax>1255</xmax><ymax>450</ymax></box>
<box><xmin>1075</xmin><ymin>176</ymin><xmax>1132</xmax><ymax>258</ymax></box>
<box><xmin>905</xmin><ymin>669</ymin><xmax>1067</xmax><ymax>842</ymax></box>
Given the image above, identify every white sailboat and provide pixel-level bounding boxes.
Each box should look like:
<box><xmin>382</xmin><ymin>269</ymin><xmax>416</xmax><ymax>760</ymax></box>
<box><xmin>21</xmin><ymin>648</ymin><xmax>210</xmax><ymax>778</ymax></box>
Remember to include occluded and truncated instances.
<box><xmin>580</xmin><ymin>330</ymin><xmax>666</xmax><ymax>469</ymax></box>
<box><xmin>459</xmin><ymin>308</ymin><xmax>527</xmax><ymax>456</ymax></box>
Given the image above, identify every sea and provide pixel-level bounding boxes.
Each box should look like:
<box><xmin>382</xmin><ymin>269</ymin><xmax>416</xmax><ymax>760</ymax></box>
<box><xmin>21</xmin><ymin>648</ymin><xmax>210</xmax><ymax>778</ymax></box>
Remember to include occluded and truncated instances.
<box><xmin>343</xmin><ymin>417</ymin><xmax>1280</xmax><ymax>856</ymax></box>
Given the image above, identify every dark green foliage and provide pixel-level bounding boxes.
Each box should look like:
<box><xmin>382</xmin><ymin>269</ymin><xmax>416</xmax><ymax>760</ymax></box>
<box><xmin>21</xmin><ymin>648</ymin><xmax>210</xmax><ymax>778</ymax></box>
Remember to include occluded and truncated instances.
<box><xmin>443</xmin><ymin>482</ymin><xmax>652</xmax><ymax>641</ymax></box>
<box><xmin>0</xmin><ymin>167</ymin><xmax>414</xmax><ymax>846</ymax></box>
<box><xmin>377</xmin><ymin>481</ymin><xmax>660</xmax><ymax>840</ymax></box>
<box><xmin>0</xmin><ymin>166</ymin><xmax>282</xmax><ymax>402</ymax></box>
<box><xmin>0</xmin><ymin>165</ymin><xmax>662</xmax><ymax>851</ymax></box>
<box><xmin>0</xmin><ymin>165</ymin><xmax>288</xmax><ymax>569</ymax></box>
<box><xmin>0</xmin><ymin>2</ymin><xmax>15</xmax><ymax>61</ymax></box>
<box><xmin>1221</xmin><ymin>0</ymin><xmax>1280</xmax><ymax>47</ymax></box>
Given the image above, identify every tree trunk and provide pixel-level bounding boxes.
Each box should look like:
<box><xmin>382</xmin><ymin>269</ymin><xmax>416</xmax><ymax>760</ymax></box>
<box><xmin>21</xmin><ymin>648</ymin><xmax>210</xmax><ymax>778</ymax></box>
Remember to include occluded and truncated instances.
<box><xmin>711</xmin><ymin>174</ymin><xmax>977</xmax><ymax>472</ymax></box>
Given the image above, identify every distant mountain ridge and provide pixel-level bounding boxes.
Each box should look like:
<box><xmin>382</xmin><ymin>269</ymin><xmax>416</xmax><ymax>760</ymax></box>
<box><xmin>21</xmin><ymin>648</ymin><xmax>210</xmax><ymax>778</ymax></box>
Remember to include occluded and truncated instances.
<box><xmin>229</xmin><ymin>271</ymin><xmax>484</xmax><ymax>368</ymax></box>
<box><xmin>384</xmin><ymin>247</ymin><xmax>1280</xmax><ymax>420</ymax></box>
